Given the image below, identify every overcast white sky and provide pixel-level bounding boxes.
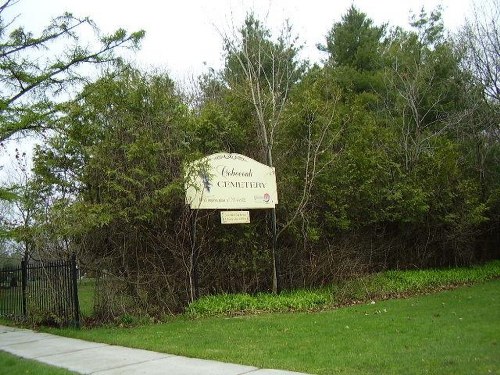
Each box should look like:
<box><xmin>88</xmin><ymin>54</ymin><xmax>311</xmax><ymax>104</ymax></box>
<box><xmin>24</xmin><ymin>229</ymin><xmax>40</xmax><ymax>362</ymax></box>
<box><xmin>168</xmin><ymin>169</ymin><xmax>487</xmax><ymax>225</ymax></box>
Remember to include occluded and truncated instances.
<box><xmin>8</xmin><ymin>0</ymin><xmax>474</xmax><ymax>82</ymax></box>
<box><xmin>1</xmin><ymin>0</ymin><xmax>475</xmax><ymax>176</ymax></box>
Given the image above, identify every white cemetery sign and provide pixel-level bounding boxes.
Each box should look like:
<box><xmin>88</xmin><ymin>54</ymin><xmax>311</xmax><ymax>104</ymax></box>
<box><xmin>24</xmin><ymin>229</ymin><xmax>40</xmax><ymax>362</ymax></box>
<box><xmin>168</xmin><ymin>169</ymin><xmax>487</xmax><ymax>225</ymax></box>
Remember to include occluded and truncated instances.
<box><xmin>185</xmin><ymin>153</ymin><xmax>278</xmax><ymax>210</ymax></box>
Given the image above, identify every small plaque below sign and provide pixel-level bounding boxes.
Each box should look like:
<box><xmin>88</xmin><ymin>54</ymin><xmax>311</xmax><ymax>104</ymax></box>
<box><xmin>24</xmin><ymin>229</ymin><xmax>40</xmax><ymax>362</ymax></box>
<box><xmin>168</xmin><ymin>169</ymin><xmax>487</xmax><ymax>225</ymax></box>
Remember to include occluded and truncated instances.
<box><xmin>221</xmin><ymin>211</ymin><xmax>250</xmax><ymax>224</ymax></box>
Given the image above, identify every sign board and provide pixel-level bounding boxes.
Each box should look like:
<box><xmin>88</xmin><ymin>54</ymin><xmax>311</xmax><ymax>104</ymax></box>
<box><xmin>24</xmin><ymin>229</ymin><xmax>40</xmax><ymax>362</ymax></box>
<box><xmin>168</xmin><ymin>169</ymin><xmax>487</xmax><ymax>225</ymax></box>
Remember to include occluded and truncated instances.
<box><xmin>185</xmin><ymin>153</ymin><xmax>278</xmax><ymax>210</ymax></box>
<box><xmin>221</xmin><ymin>211</ymin><xmax>250</xmax><ymax>224</ymax></box>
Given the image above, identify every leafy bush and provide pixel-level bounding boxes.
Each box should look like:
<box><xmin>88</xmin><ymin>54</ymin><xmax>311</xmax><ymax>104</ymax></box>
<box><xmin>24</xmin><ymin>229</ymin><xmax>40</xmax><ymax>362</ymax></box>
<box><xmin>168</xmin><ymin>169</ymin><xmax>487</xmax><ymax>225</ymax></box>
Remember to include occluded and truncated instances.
<box><xmin>333</xmin><ymin>260</ymin><xmax>500</xmax><ymax>304</ymax></box>
<box><xmin>186</xmin><ymin>260</ymin><xmax>500</xmax><ymax>318</ymax></box>
<box><xmin>185</xmin><ymin>289</ymin><xmax>330</xmax><ymax>318</ymax></box>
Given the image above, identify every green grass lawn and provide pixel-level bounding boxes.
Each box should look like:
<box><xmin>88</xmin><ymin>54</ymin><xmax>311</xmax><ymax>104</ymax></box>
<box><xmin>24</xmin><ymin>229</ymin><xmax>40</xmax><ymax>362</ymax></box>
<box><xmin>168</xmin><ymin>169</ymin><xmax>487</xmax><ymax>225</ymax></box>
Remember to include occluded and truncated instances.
<box><xmin>44</xmin><ymin>279</ymin><xmax>500</xmax><ymax>375</ymax></box>
<box><xmin>77</xmin><ymin>278</ymin><xmax>95</xmax><ymax>317</ymax></box>
<box><xmin>0</xmin><ymin>351</ymin><xmax>75</xmax><ymax>374</ymax></box>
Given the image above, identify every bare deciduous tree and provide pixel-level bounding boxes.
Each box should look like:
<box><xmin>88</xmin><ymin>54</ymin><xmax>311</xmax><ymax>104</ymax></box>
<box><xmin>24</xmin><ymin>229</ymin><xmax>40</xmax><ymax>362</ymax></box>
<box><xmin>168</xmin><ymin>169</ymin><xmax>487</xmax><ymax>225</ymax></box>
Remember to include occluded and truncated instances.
<box><xmin>460</xmin><ymin>0</ymin><xmax>500</xmax><ymax>104</ymax></box>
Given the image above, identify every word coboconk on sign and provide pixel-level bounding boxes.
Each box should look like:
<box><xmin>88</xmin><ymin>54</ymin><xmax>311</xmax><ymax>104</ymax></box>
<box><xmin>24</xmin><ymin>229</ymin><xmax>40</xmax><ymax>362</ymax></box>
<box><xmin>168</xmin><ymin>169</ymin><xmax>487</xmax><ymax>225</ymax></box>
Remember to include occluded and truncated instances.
<box><xmin>185</xmin><ymin>153</ymin><xmax>278</xmax><ymax>210</ymax></box>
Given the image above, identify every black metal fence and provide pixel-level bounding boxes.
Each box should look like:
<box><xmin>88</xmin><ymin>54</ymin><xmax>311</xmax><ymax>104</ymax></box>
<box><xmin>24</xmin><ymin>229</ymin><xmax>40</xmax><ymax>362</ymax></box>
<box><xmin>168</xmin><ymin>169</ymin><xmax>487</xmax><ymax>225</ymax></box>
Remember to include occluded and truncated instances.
<box><xmin>0</xmin><ymin>254</ymin><xmax>80</xmax><ymax>327</ymax></box>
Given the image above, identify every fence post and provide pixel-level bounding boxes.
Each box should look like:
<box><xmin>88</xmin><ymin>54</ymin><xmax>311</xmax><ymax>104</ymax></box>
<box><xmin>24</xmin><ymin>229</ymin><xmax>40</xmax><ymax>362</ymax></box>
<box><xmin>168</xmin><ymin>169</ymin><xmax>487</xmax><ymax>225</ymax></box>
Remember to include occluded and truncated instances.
<box><xmin>190</xmin><ymin>212</ymin><xmax>199</xmax><ymax>302</ymax></box>
<box><xmin>21</xmin><ymin>260</ymin><xmax>27</xmax><ymax>317</ymax></box>
<box><xmin>70</xmin><ymin>253</ymin><xmax>81</xmax><ymax>328</ymax></box>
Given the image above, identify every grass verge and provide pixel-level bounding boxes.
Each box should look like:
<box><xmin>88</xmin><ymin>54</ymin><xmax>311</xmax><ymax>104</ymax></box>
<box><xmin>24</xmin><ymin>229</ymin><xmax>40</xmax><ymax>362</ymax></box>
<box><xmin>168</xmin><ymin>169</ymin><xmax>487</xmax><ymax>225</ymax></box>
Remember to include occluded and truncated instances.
<box><xmin>0</xmin><ymin>351</ymin><xmax>75</xmax><ymax>374</ymax></box>
<box><xmin>43</xmin><ymin>279</ymin><xmax>500</xmax><ymax>375</ymax></box>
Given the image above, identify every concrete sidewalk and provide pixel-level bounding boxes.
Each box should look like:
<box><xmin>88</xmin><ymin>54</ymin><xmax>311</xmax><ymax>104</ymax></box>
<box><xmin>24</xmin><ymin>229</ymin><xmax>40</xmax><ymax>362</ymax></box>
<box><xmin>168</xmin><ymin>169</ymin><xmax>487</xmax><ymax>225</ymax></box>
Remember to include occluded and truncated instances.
<box><xmin>0</xmin><ymin>325</ymin><xmax>310</xmax><ymax>374</ymax></box>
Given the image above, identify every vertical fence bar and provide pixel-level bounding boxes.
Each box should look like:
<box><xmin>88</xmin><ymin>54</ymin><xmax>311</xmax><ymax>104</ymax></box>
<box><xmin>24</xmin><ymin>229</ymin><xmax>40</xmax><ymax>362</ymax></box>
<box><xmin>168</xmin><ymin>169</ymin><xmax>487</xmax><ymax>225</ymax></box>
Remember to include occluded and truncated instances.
<box><xmin>71</xmin><ymin>254</ymin><xmax>80</xmax><ymax>328</ymax></box>
<box><xmin>21</xmin><ymin>260</ymin><xmax>27</xmax><ymax>317</ymax></box>
<box><xmin>64</xmin><ymin>259</ymin><xmax>70</xmax><ymax>321</ymax></box>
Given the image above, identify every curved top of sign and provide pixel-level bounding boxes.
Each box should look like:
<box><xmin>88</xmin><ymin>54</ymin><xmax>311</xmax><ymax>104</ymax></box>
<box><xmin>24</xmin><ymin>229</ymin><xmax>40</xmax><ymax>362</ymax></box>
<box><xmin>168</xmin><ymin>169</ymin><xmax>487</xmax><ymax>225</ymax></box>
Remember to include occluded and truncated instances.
<box><xmin>185</xmin><ymin>153</ymin><xmax>278</xmax><ymax>210</ymax></box>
